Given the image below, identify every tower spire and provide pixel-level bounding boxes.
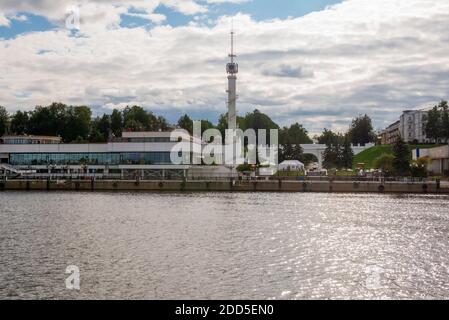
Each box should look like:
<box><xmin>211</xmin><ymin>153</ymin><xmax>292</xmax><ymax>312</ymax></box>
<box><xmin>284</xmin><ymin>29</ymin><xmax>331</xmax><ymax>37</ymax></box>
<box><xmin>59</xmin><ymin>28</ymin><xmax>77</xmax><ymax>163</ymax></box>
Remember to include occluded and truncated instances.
<box><xmin>230</xmin><ymin>29</ymin><xmax>235</xmax><ymax>63</ymax></box>
<box><xmin>226</xmin><ymin>27</ymin><xmax>238</xmax><ymax>131</ymax></box>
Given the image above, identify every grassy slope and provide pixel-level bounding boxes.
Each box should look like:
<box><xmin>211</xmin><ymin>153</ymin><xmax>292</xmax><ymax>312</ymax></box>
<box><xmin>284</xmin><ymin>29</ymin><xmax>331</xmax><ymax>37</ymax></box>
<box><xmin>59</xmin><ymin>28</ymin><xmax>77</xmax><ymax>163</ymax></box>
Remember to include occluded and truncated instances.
<box><xmin>353</xmin><ymin>144</ymin><xmax>436</xmax><ymax>169</ymax></box>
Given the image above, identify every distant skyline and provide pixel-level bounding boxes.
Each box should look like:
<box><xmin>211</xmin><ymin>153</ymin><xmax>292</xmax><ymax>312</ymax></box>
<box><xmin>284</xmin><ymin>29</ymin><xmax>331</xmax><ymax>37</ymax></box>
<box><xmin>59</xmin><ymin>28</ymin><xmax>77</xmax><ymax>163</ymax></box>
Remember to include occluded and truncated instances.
<box><xmin>1</xmin><ymin>0</ymin><xmax>449</xmax><ymax>134</ymax></box>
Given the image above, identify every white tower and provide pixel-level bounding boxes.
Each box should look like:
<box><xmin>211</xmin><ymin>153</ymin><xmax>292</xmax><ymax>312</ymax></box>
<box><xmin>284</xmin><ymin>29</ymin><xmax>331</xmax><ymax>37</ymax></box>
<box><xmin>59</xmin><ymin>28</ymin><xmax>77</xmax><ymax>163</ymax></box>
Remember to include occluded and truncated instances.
<box><xmin>226</xmin><ymin>31</ymin><xmax>238</xmax><ymax>130</ymax></box>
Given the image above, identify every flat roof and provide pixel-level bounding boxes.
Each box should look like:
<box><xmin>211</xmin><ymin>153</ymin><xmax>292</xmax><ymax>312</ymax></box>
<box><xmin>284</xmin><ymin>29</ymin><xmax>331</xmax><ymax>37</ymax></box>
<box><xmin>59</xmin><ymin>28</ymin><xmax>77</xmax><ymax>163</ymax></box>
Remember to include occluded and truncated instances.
<box><xmin>1</xmin><ymin>135</ymin><xmax>61</xmax><ymax>140</ymax></box>
<box><xmin>122</xmin><ymin>131</ymin><xmax>174</xmax><ymax>138</ymax></box>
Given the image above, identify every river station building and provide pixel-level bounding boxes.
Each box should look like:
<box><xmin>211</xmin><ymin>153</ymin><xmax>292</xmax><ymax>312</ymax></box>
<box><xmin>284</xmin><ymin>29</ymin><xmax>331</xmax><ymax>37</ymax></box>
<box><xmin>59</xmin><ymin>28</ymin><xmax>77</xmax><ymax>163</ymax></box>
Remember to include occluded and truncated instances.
<box><xmin>0</xmin><ymin>132</ymin><xmax>223</xmax><ymax>180</ymax></box>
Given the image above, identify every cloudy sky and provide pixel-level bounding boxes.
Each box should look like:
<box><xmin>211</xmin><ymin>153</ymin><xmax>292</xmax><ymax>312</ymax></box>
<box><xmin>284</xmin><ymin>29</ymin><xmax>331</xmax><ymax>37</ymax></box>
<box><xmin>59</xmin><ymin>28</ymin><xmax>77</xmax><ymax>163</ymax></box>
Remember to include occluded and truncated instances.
<box><xmin>1</xmin><ymin>0</ymin><xmax>448</xmax><ymax>134</ymax></box>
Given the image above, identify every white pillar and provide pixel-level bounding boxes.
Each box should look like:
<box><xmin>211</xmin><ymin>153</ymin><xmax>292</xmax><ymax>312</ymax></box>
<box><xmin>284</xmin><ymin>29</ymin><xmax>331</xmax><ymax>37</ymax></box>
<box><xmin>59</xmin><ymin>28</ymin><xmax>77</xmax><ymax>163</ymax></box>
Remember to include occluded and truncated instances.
<box><xmin>227</xmin><ymin>75</ymin><xmax>237</xmax><ymax>130</ymax></box>
<box><xmin>317</xmin><ymin>152</ymin><xmax>323</xmax><ymax>170</ymax></box>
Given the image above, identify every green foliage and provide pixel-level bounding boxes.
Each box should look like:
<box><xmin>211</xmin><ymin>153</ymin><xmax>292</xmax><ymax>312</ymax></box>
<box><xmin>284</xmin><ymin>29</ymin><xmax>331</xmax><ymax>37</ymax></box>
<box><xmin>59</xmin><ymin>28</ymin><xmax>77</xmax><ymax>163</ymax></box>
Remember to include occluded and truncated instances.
<box><xmin>28</xmin><ymin>102</ymin><xmax>67</xmax><ymax>137</ymax></box>
<box><xmin>341</xmin><ymin>137</ymin><xmax>354</xmax><ymax>168</ymax></box>
<box><xmin>236</xmin><ymin>163</ymin><xmax>254</xmax><ymax>172</ymax></box>
<box><xmin>243</xmin><ymin>109</ymin><xmax>279</xmax><ymax>132</ymax></box>
<box><xmin>177</xmin><ymin>114</ymin><xmax>193</xmax><ymax>134</ymax></box>
<box><xmin>348</xmin><ymin>114</ymin><xmax>376</xmax><ymax>145</ymax></box>
<box><xmin>155</xmin><ymin>116</ymin><xmax>170</xmax><ymax>132</ymax></box>
<box><xmin>317</xmin><ymin>128</ymin><xmax>344</xmax><ymax>145</ymax></box>
<box><xmin>123</xmin><ymin>106</ymin><xmax>151</xmax><ymax>131</ymax></box>
<box><xmin>111</xmin><ymin>109</ymin><xmax>123</xmax><ymax>137</ymax></box>
<box><xmin>280</xmin><ymin>144</ymin><xmax>304</xmax><ymax>163</ymax></box>
<box><xmin>0</xmin><ymin>106</ymin><xmax>9</xmax><ymax>136</ymax></box>
<box><xmin>320</xmin><ymin>129</ymin><xmax>353</xmax><ymax>169</ymax></box>
<box><xmin>90</xmin><ymin>114</ymin><xmax>111</xmax><ymax>142</ymax></box>
<box><xmin>425</xmin><ymin>101</ymin><xmax>449</xmax><ymax>142</ymax></box>
<box><xmin>392</xmin><ymin>137</ymin><xmax>411</xmax><ymax>176</ymax></box>
<box><xmin>22</xmin><ymin>103</ymin><xmax>91</xmax><ymax>142</ymax></box>
<box><xmin>278</xmin><ymin>122</ymin><xmax>315</xmax><ymax>164</ymax></box>
<box><xmin>4</xmin><ymin>103</ymin><xmax>169</xmax><ymax>143</ymax></box>
<box><xmin>442</xmin><ymin>101</ymin><xmax>449</xmax><ymax>141</ymax></box>
<box><xmin>63</xmin><ymin>106</ymin><xmax>92</xmax><ymax>143</ymax></box>
<box><xmin>410</xmin><ymin>156</ymin><xmax>430</xmax><ymax>178</ymax></box>
<box><xmin>279</xmin><ymin>123</ymin><xmax>312</xmax><ymax>145</ymax></box>
<box><xmin>216</xmin><ymin>113</ymin><xmax>246</xmax><ymax>138</ymax></box>
<box><xmin>10</xmin><ymin>110</ymin><xmax>29</xmax><ymax>135</ymax></box>
<box><xmin>354</xmin><ymin>144</ymin><xmax>436</xmax><ymax>170</ymax></box>
<box><xmin>426</xmin><ymin>105</ymin><xmax>442</xmax><ymax>141</ymax></box>
<box><xmin>199</xmin><ymin>120</ymin><xmax>215</xmax><ymax>135</ymax></box>
<box><xmin>323</xmin><ymin>143</ymin><xmax>342</xmax><ymax>169</ymax></box>
<box><xmin>373</xmin><ymin>154</ymin><xmax>394</xmax><ymax>174</ymax></box>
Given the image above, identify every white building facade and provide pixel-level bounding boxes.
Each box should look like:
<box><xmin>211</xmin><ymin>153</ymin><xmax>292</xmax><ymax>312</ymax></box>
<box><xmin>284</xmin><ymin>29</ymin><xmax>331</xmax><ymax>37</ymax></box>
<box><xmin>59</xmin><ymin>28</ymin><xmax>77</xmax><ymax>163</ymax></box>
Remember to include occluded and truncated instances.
<box><xmin>399</xmin><ymin>109</ymin><xmax>430</xmax><ymax>144</ymax></box>
<box><xmin>0</xmin><ymin>132</ymin><xmax>234</xmax><ymax>180</ymax></box>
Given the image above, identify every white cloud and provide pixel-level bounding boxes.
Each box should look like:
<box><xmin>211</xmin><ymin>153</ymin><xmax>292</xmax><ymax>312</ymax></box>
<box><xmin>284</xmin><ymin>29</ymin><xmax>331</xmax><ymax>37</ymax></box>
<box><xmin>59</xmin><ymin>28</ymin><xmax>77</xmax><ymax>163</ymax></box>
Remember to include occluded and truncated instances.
<box><xmin>0</xmin><ymin>13</ymin><xmax>10</xmax><ymax>27</ymax></box>
<box><xmin>0</xmin><ymin>1</ymin><xmax>207</xmax><ymax>31</ymax></box>
<box><xmin>1</xmin><ymin>0</ymin><xmax>449</xmax><ymax>134</ymax></box>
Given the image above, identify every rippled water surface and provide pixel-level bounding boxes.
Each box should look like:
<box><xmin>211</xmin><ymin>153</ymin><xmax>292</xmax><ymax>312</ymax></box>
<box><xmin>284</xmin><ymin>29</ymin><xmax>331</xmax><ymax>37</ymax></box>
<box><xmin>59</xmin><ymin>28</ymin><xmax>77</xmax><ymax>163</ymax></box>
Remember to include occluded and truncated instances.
<box><xmin>1</xmin><ymin>191</ymin><xmax>449</xmax><ymax>300</ymax></box>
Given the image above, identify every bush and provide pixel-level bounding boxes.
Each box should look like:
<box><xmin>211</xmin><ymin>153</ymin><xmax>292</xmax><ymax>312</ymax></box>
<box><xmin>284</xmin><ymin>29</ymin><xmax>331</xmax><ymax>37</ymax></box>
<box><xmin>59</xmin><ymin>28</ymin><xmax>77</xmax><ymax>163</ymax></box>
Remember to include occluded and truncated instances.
<box><xmin>373</xmin><ymin>154</ymin><xmax>394</xmax><ymax>175</ymax></box>
<box><xmin>236</xmin><ymin>164</ymin><xmax>254</xmax><ymax>172</ymax></box>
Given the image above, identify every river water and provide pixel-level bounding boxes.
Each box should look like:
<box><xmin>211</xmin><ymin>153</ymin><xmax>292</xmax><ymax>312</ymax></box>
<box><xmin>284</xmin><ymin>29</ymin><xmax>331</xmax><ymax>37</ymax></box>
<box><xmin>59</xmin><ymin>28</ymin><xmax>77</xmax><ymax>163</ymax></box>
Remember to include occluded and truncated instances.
<box><xmin>1</xmin><ymin>191</ymin><xmax>449</xmax><ymax>300</ymax></box>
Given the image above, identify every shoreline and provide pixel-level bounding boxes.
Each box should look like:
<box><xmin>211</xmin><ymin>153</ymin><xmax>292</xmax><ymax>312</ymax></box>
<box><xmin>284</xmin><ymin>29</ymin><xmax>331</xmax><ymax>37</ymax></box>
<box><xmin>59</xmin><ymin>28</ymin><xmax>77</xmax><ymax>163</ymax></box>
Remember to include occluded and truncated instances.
<box><xmin>1</xmin><ymin>179</ymin><xmax>448</xmax><ymax>194</ymax></box>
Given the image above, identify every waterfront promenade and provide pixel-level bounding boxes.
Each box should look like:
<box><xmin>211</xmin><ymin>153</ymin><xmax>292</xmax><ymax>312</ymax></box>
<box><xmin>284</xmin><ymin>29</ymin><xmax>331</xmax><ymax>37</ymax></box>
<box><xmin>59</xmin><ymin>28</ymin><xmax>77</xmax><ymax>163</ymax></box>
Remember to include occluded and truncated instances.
<box><xmin>1</xmin><ymin>179</ymin><xmax>448</xmax><ymax>194</ymax></box>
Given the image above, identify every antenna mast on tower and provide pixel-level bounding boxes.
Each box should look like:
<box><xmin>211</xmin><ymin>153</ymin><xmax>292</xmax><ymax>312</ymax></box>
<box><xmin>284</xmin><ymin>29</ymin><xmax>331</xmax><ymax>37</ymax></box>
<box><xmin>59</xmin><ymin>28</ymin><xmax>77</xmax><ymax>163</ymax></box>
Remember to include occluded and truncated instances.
<box><xmin>226</xmin><ymin>25</ymin><xmax>238</xmax><ymax>131</ymax></box>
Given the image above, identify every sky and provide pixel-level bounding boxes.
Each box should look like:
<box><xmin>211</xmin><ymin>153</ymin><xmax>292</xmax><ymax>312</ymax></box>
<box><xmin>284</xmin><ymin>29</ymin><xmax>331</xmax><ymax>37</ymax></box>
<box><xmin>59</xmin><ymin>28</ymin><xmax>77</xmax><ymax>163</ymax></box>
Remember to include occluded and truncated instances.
<box><xmin>1</xmin><ymin>0</ymin><xmax>449</xmax><ymax>135</ymax></box>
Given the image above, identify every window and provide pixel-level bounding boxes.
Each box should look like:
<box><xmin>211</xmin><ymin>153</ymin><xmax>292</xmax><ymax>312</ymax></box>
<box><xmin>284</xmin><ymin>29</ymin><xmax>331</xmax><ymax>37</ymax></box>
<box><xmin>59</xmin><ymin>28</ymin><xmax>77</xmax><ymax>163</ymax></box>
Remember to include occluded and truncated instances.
<box><xmin>9</xmin><ymin>152</ymin><xmax>174</xmax><ymax>166</ymax></box>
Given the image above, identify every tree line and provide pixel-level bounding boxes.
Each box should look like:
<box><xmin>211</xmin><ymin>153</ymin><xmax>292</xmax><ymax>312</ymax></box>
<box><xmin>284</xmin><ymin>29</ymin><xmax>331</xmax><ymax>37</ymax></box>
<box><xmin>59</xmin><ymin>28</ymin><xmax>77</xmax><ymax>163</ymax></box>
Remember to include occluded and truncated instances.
<box><xmin>0</xmin><ymin>103</ymin><xmax>378</xmax><ymax>169</ymax></box>
<box><xmin>318</xmin><ymin>115</ymin><xmax>376</xmax><ymax>170</ymax></box>
<box><xmin>0</xmin><ymin>103</ymin><xmax>172</xmax><ymax>143</ymax></box>
<box><xmin>373</xmin><ymin>137</ymin><xmax>428</xmax><ymax>177</ymax></box>
<box><xmin>425</xmin><ymin>100</ymin><xmax>449</xmax><ymax>143</ymax></box>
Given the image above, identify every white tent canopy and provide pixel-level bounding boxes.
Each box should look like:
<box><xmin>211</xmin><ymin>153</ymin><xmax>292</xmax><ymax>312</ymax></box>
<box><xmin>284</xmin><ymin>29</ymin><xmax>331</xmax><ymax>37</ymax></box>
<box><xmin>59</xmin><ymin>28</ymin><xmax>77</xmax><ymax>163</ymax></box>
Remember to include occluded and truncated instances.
<box><xmin>278</xmin><ymin>160</ymin><xmax>305</xmax><ymax>171</ymax></box>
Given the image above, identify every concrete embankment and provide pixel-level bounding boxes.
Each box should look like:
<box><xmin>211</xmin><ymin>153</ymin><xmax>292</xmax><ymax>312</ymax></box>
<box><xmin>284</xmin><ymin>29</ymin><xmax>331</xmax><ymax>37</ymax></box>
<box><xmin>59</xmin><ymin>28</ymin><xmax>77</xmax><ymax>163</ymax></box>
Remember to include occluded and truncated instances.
<box><xmin>1</xmin><ymin>179</ymin><xmax>448</xmax><ymax>194</ymax></box>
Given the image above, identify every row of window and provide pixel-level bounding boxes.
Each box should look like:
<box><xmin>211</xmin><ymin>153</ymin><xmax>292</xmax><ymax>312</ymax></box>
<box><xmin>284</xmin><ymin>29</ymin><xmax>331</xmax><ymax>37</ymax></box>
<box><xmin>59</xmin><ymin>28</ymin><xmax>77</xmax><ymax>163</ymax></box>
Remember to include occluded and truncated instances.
<box><xmin>3</xmin><ymin>139</ymin><xmax>60</xmax><ymax>145</ymax></box>
<box><xmin>9</xmin><ymin>152</ymin><xmax>174</xmax><ymax>166</ymax></box>
<box><xmin>113</xmin><ymin>137</ymin><xmax>173</xmax><ymax>143</ymax></box>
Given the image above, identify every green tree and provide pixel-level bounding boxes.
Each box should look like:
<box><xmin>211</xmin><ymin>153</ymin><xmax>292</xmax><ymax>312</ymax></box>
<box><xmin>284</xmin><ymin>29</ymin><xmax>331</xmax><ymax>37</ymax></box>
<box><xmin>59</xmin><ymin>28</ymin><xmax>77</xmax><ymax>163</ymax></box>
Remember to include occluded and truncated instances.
<box><xmin>0</xmin><ymin>106</ymin><xmax>10</xmax><ymax>136</ymax></box>
<box><xmin>177</xmin><ymin>114</ymin><xmax>193</xmax><ymax>134</ymax></box>
<box><xmin>111</xmin><ymin>109</ymin><xmax>123</xmax><ymax>137</ymax></box>
<box><xmin>216</xmin><ymin>113</ymin><xmax>245</xmax><ymax>138</ymax></box>
<box><xmin>348</xmin><ymin>114</ymin><xmax>375</xmax><ymax>146</ymax></box>
<box><xmin>323</xmin><ymin>143</ymin><xmax>339</xmax><ymax>169</ymax></box>
<box><xmin>340</xmin><ymin>136</ymin><xmax>354</xmax><ymax>169</ymax></box>
<box><xmin>317</xmin><ymin>129</ymin><xmax>343</xmax><ymax>145</ymax></box>
<box><xmin>62</xmin><ymin>106</ymin><xmax>92</xmax><ymax>142</ymax></box>
<box><xmin>279</xmin><ymin>123</ymin><xmax>312</xmax><ymax>145</ymax></box>
<box><xmin>155</xmin><ymin>116</ymin><xmax>170</xmax><ymax>132</ymax></box>
<box><xmin>123</xmin><ymin>106</ymin><xmax>149</xmax><ymax>131</ymax></box>
<box><xmin>243</xmin><ymin>109</ymin><xmax>279</xmax><ymax>131</ymax></box>
<box><xmin>292</xmin><ymin>144</ymin><xmax>304</xmax><ymax>161</ymax></box>
<box><xmin>90</xmin><ymin>114</ymin><xmax>111</xmax><ymax>142</ymax></box>
<box><xmin>392</xmin><ymin>137</ymin><xmax>410</xmax><ymax>176</ymax></box>
<box><xmin>28</xmin><ymin>102</ymin><xmax>67</xmax><ymax>137</ymax></box>
<box><xmin>280</xmin><ymin>143</ymin><xmax>294</xmax><ymax>162</ymax></box>
<box><xmin>243</xmin><ymin>109</ymin><xmax>279</xmax><ymax>147</ymax></box>
<box><xmin>124</xmin><ymin>119</ymin><xmax>145</xmax><ymax>132</ymax></box>
<box><xmin>199</xmin><ymin>120</ymin><xmax>215</xmax><ymax>135</ymax></box>
<box><xmin>10</xmin><ymin>110</ymin><xmax>29</xmax><ymax>135</ymax></box>
<box><xmin>411</xmin><ymin>156</ymin><xmax>430</xmax><ymax>178</ymax></box>
<box><xmin>425</xmin><ymin>105</ymin><xmax>442</xmax><ymax>142</ymax></box>
<box><xmin>146</xmin><ymin>111</ymin><xmax>159</xmax><ymax>131</ymax></box>
<box><xmin>373</xmin><ymin>154</ymin><xmax>394</xmax><ymax>175</ymax></box>
<box><xmin>439</xmin><ymin>101</ymin><xmax>449</xmax><ymax>142</ymax></box>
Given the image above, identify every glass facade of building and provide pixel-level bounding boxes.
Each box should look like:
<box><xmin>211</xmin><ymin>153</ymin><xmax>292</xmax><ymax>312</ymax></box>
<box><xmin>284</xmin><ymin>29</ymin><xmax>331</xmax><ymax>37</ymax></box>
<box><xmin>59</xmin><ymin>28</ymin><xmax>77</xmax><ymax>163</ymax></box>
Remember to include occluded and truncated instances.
<box><xmin>9</xmin><ymin>152</ymin><xmax>173</xmax><ymax>166</ymax></box>
<box><xmin>1</xmin><ymin>136</ymin><xmax>61</xmax><ymax>145</ymax></box>
<box><xmin>114</xmin><ymin>137</ymin><xmax>173</xmax><ymax>143</ymax></box>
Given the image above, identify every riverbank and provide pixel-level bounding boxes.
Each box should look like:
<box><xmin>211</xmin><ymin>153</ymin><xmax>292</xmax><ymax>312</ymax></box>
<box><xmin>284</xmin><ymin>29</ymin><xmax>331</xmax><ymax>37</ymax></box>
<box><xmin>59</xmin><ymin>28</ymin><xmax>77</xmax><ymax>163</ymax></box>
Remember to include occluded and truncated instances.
<box><xmin>1</xmin><ymin>179</ymin><xmax>448</xmax><ymax>194</ymax></box>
